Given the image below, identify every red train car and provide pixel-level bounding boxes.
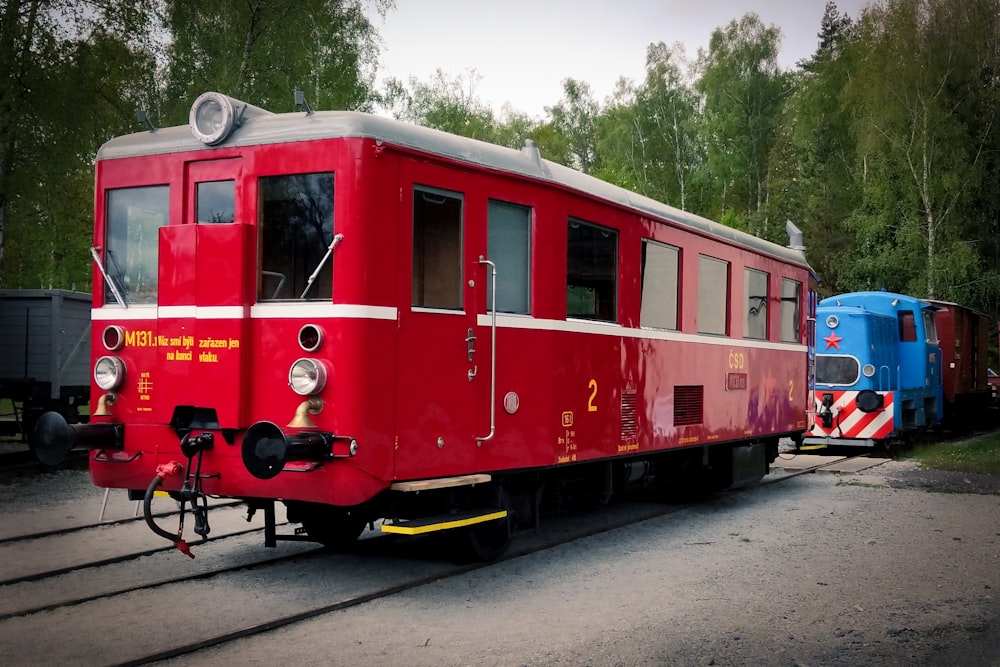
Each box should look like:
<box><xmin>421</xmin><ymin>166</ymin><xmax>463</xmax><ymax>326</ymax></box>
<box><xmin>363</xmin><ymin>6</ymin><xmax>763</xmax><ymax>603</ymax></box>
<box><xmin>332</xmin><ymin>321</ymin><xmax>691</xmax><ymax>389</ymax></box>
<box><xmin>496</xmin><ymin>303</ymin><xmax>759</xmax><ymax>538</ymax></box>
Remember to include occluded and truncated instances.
<box><xmin>33</xmin><ymin>92</ymin><xmax>816</xmax><ymax>559</ymax></box>
<box><xmin>927</xmin><ymin>300</ymin><xmax>992</xmax><ymax>426</ymax></box>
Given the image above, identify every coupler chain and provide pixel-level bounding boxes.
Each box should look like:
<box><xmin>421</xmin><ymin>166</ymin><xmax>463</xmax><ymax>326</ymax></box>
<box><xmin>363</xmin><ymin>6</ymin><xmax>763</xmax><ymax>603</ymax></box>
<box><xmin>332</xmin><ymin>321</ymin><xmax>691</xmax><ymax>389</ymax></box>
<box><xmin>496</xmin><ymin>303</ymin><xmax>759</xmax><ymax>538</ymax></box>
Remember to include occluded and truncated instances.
<box><xmin>142</xmin><ymin>432</ymin><xmax>217</xmax><ymax>558</ymax></box>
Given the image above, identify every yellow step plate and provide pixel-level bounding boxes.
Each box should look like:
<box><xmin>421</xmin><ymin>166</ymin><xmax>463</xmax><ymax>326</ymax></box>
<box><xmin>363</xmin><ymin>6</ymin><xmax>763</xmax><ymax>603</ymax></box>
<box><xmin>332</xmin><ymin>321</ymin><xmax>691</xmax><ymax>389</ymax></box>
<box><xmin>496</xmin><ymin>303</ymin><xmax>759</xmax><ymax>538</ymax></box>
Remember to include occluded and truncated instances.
<box><xmin>381</xmin><ymin>509</ymin><xmax>508</xmax><ymax>536</ymax></box>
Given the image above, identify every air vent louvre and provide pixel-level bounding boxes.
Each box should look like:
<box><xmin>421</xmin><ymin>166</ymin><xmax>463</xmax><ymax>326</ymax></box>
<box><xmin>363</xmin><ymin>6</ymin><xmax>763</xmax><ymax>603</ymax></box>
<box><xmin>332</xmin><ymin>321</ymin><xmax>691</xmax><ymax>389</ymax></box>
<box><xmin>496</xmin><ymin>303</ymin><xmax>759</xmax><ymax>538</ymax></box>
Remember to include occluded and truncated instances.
<box><xmin>621</xmin><ymin>392</ymin><xmax>638</xmax><ymax>440</ymax></box>
<box><xmin>674</xmin><ymin>386</ymin><xmax>704</xmax><ymax>426</ymax></box>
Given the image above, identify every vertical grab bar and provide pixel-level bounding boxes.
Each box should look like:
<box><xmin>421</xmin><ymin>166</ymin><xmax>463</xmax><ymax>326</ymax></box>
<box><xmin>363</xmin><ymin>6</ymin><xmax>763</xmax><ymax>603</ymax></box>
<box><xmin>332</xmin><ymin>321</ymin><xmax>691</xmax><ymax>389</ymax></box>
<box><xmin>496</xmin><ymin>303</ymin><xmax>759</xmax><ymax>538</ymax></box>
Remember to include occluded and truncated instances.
<box><xmin>476</xmin><ymin>256</ymin><xmax>497</xmax><ymax>446</ymax></box>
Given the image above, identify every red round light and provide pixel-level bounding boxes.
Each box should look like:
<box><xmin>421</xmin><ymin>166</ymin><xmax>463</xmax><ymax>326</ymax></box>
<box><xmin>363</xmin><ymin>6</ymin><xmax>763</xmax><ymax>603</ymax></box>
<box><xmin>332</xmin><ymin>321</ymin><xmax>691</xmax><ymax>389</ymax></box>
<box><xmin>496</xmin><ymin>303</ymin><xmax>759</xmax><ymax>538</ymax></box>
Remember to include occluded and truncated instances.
<box><xmin>298</xmin><ymin>324</ymin><xmax>323</xmax><ymax>352</ymax></box>
<box><xmin>102</xmin><ymin>325</ymin><xmax>125</xmax><ymax>351</ymax></box>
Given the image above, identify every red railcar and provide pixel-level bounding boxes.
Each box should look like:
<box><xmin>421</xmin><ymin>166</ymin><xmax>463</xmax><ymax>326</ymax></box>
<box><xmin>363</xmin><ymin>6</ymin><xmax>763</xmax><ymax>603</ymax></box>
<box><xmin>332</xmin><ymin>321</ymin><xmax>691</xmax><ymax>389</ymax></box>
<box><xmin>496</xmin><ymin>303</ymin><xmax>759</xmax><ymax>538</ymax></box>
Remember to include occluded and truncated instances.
<box><xmin>927</xmin><ymin>300</ymin><xmax>992</xmax><ymax>425</ymax></box>
<box><xmin>34</xmin><ymin>92</ymin><xmax>816</xmax><ymax>559</ymax></box>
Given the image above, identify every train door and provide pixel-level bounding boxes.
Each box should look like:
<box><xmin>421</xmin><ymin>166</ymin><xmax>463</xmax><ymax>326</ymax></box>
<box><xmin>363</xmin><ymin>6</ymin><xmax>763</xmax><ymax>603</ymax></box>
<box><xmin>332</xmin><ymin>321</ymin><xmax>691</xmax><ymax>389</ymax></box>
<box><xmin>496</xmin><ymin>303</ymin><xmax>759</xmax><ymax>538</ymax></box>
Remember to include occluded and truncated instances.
<box><xmin>158</xmin><ymin>158</ymin><xmax>251</xmax><ymax>428</ymax></box>
<box><xmin>395</xmin><ymin>160</ymin><xmax>480</xmax><ymax>478</ymax></box>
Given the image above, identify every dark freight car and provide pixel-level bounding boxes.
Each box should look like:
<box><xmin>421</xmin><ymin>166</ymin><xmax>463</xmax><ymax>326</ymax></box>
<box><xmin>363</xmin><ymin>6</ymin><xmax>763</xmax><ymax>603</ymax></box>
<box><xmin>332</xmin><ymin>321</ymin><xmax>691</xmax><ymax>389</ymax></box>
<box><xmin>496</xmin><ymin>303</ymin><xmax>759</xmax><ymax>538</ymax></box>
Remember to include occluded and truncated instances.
<box><xmin>0</xmin><ymin>290</ymin><xmax>91</xmax><ymax>439</ymax></box>
<box><xmin>928</xmin><ymin>299</ymin><xmax>992</xmax><ymax>426</ymax></box>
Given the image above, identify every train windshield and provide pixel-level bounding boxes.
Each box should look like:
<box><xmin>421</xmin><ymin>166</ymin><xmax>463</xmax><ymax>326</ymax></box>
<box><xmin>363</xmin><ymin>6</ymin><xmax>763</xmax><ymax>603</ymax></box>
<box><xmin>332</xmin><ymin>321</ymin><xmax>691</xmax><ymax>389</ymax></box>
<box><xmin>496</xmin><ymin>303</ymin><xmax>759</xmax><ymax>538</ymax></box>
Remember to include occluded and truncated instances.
<box><xmin>815</xmin><ymin>354</ymin><xmax>860</xmax><ymax>385</ymax></box>
<box><xmin>258</xmin><ymin>172</ymin><xmax>334</xmax><ymax>300</ymax></box>
<box><xmin>104</xmin><ymin>185</ymin><xmax>169</xmax><ymax>305</ymax></box>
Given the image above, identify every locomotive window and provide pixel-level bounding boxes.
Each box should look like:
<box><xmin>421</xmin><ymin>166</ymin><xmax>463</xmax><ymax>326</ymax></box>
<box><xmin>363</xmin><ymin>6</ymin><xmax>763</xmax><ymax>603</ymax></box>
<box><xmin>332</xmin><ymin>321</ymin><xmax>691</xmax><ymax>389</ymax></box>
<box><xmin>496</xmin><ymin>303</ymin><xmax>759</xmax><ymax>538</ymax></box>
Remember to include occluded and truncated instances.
<box><xmin>258</xmin><ymin>173</ymin><xmax>334</xmax><ymax>301</ymax></box>
<box><xmin>898</xmin><ymin>311</ymin><xmax>917</xmax><ymax>342</ymax></box>
<box><xmin>104</xmin><ymin>185</ymin><xmax>169</xmax><ymax>305</ymax></box>
<box><xmin>487</xmin><ymin>200</ymin><xmax>530</xmax><ymax>314</ymax></box>
<box><xmin>815</xmin><ymin>354</ymin><xmax>860</xmax><ymax>385</ymax></box>
<box><xmin>744</xmin><ymin>268</ymin><xmax>768</xmax><ymax>340</ymax></box>
<box><xmin>196</xmin><ymin>180</ymin><xmax>235</xmax><ymax>223</ymax></box>
<box><xmin>413</xmin><ymin>186</ymin><xmax>463</xmax><ymax>310</ymax></box>
<box><xmin>697</xmin><ymin>255</ymin><xmax>729</xmax><ymax>335</ymax></box>
<box><xmin>780</xmin><ymin>278</ymin><xmax>801</xmax><ymax>342</ymax></box>
<box><xmin>640</xmin><ymin>240</ymin><xmax>679</xmax><ymax>330</ymax></box>
<box><xmin>923</xmin><ymin>309</ymin><xmax>938</xmax><ymax>344</ymax></box>
<box><xmin>567</xmin><ymin>219</ymin><xmax>617</xmax><ymax>322</ymax></box>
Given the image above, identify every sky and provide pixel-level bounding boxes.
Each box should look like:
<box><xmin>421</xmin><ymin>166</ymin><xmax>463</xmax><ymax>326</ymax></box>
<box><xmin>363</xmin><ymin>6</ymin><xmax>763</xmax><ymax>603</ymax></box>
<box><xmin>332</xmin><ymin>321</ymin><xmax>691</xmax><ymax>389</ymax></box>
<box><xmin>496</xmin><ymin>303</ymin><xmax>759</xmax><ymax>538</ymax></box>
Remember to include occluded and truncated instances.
<box><xmin>368</xmin><ymin>0</ymin><xmax>870</xmax><ymax>118</ymax></box>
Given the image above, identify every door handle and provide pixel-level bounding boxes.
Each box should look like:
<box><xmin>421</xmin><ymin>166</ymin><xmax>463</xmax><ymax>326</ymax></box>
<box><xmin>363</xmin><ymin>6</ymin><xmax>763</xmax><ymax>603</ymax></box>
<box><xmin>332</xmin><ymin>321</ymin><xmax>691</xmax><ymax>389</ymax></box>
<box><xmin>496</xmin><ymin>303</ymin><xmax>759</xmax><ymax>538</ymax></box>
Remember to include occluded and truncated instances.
<box><xmin>466</xmin><ymin>328</ymin><xmax>476</xmax><ymax>362</ymax></box>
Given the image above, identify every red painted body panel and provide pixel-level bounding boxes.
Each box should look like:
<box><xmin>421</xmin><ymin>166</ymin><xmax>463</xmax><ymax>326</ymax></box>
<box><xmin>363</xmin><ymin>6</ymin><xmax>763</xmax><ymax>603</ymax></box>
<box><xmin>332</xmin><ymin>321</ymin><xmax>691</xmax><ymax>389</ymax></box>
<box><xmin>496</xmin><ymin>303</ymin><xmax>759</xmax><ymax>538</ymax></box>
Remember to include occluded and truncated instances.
<box><xmin>928</xmin><ymin>300</ymin><xmax>990</xmax><ymax>403</ymax></box>
<box><xmin>86</xmin><ymin>126</ymin><xmax>813</xmax><ymax>509</ymax></box>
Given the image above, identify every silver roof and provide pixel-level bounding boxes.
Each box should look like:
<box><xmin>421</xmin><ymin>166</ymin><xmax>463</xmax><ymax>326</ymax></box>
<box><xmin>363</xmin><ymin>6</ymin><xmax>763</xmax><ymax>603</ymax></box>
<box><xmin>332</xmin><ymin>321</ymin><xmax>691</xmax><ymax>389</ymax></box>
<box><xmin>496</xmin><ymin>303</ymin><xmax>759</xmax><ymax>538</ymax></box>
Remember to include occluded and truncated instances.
<box><xmin>98</xmin><ymin>100</ymin><xmax>810</xmax><ymax>267</ymax></box>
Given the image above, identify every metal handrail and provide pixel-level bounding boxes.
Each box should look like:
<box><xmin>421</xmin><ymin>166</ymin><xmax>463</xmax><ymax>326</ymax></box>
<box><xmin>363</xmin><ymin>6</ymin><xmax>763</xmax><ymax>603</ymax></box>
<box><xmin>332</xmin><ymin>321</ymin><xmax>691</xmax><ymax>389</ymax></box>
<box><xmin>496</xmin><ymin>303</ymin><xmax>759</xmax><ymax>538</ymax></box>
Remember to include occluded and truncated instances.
<box><xmin>475</xmin><ymin>256</ymin><xmax>497</xmax><ymax>446</ymax></box>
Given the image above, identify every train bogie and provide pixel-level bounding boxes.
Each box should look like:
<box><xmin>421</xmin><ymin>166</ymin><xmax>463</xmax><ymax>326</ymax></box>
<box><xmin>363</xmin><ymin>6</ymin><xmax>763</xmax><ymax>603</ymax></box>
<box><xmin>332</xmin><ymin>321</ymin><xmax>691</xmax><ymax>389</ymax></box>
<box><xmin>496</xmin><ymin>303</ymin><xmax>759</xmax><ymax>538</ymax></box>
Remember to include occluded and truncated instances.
<box><xmin>32</xmin><ymin>92</ymin><xmax>816</xmax><ymax>559</ymax></box>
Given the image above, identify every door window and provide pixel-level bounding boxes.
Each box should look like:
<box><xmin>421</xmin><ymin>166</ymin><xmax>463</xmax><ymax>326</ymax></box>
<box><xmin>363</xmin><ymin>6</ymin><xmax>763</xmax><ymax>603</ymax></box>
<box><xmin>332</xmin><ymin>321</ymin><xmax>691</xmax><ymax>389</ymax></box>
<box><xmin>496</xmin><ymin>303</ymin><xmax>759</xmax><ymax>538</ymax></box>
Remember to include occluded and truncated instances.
<box><xmin>487</xmin><ymin>200</ymin><xmax>531</xmax><ymax>314</ymax></box>
<box><xmin>412</xmin><ymin>186</ymin><xmax>463</xmax><ymax>310</ymax></box>
<box><xmin>196</xmin><ymin>180</ymin><xmax>235</xmax><ymax>223</ymax></box>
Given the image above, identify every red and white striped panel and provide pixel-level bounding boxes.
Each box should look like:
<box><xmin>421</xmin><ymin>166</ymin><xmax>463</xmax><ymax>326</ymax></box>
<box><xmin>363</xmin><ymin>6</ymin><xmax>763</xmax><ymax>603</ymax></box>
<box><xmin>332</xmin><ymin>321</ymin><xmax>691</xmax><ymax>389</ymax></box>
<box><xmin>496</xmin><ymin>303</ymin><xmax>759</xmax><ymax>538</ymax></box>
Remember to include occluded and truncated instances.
<box><xmin>808</xmin><ymin>390</ymin><xmax>895</xmax><ymax>440</ymax></box>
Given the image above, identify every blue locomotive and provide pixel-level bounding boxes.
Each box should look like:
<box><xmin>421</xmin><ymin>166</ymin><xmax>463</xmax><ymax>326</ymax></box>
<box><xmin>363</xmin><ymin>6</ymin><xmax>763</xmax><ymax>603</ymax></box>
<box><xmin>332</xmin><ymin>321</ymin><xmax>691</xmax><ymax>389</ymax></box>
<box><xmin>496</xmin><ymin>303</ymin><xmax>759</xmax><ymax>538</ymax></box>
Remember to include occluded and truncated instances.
<box><xmin>803</xmin><ymin>291</ymin><xmax>944</xmax><ymax>448</ymax></box>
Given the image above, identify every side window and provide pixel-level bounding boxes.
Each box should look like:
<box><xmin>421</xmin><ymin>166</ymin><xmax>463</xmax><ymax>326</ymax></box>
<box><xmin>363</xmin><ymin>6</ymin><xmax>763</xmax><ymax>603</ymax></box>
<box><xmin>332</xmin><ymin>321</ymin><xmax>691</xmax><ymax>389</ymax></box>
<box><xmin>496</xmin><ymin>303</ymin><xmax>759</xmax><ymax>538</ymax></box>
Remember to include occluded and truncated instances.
<box><xmin>744</xmin><ymin>268</ymin><xmax>769</xmax><ymax>340</ymax></box>
<box><xmin>697</xmin><ymin>255</ymin><xmax>729</xmax><ymax>335</ymax></box>
<box><xmin>258</xmin><ymin>172</ymin><xmax>334</xmax><ymax>301</ymax></box>
<box><xmin>899</xmin><ymin>310</ymin><xmax>917</xmax><ymax>342</ymax></box>
<box><xmin>567</xmin><ymin>218</ymin><xmax>618</xmax><ymax>322</ymax></box>
<box><xmin>412</xmin><ymin>186</ymin><xmax>463</xmax><ymax>310</ymax></box>
<box><xmin>487</xmin><ymin>200</ymin><xmax>531</xmax><ymax>314</ymax></box>
<box><xmin>640</xmin><ymin>240</ymin><xmax>679</xmax><ymax>330</ymax></box>
<box><xmin>105</xmin><ymin>185</ymin><xmax>169</xmax><ymax>304</ymax></box>
<box><xmin>922</xmin><ymin>309</ymin><xmax>938</xmax><ymax>344</ymax></box>
<box><xmin>196</xmin><ymin>180</ymin><xmax>235</xmax><ymax>223</ymax></box>
<box><xmin>780</xmin><ymin>278</ymin><xmax>801</xmax><ymax>342</ymax></box>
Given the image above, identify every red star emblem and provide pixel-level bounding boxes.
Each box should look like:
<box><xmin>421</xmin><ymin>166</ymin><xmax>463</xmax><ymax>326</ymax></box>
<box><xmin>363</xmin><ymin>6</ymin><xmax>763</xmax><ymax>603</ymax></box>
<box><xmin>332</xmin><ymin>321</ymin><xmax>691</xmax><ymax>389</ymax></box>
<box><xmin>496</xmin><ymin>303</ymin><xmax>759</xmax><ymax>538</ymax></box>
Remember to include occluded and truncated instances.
<box><xmin>823</xmin><ymin>332</ymin><xmax>843</xmax><ymax>350</ymax></box>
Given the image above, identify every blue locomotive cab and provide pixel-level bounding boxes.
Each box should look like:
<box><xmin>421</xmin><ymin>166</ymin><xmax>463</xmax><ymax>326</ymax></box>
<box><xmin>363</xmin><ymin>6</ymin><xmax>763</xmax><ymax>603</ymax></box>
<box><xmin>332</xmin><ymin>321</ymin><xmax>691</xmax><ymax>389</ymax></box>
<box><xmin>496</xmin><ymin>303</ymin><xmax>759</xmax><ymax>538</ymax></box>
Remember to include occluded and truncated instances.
<box><xmin>805</xmin><ymin>291</ymin><xmax>943</xmax><ymax>448</ymax></box>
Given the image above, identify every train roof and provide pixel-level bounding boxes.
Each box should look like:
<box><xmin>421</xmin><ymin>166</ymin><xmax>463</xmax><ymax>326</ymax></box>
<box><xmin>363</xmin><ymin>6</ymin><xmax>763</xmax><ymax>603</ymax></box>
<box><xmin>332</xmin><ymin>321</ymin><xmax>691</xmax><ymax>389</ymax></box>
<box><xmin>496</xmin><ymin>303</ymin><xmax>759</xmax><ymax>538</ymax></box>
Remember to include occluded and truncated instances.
<box><xmin>98</xmin><ymin>94</ymin><xmax>810</xmax><ymax>268</ymax></box>
<box><xmin>818</xmin><ymin>291</ymin><xmax>935</xmax><ymax>311</ymax></box>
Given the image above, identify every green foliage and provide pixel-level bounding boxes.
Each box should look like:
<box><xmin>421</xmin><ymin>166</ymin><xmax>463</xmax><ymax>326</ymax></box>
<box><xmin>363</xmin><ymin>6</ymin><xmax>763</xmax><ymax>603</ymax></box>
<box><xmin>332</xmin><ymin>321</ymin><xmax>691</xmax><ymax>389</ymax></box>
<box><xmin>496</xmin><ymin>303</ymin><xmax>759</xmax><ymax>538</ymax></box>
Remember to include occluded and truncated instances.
<box><xmin>7</xmin><ymin>0</ymin><xmax>1000</xmax><ymax>337</ymax></box>
<box><xmin>0</xmin><ymin>0</ymin><xmax>157</xmax><ymax>289</ymax></box>
<box><xmin>696</xmin><ymin>13</ymin><xmax>790</xmax><ymax>228</ymax></box>
<box><xmin>160</xmin><ymin>0</ymin><xmax>387</xmax><ymax>123</ymax></box>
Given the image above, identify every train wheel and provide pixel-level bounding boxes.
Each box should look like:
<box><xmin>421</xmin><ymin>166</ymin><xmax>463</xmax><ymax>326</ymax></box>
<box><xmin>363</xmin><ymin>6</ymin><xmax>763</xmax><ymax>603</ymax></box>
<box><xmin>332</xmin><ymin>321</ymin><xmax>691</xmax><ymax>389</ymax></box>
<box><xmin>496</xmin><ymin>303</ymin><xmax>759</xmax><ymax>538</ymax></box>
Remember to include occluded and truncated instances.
<box><xmin>449</xmin><ymin>514</ymin><xmax>511</xmax><ymax>563</ymax></box>
<box><xmin>446</xmin><ymin>485</ymin><xmax>514</xmax><ymax>563</ymax></box>
<box><xmin>299</xmin><ymin>506</ymin><xmax>366</xmax><ymax>550</ymax></box>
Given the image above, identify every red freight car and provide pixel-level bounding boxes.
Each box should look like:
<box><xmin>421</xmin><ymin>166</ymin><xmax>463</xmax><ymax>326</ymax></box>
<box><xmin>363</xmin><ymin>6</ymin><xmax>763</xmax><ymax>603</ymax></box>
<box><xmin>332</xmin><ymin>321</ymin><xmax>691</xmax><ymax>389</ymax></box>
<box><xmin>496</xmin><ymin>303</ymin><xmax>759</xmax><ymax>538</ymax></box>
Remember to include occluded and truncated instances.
<box><xmin>928</xmin><ymin>300</ymin><xmax>992</xmax><ymax>426</ymax></box>
<box><xmin>33</xmin><ymin>92</ymin><xmax>816</xmax><ymax>560</ymax></box>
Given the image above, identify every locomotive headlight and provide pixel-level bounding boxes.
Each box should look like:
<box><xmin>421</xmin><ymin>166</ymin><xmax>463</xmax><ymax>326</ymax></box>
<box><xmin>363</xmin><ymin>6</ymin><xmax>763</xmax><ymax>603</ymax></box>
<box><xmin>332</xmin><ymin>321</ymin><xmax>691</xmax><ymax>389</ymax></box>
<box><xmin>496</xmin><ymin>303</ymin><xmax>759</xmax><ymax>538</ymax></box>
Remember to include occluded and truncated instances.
<box><xmin>190</xmin><ymin>92</ymin><xmax>237</xmax><ymax>145</ymax></box>
<box><xmin>289</xmin><ymin>358</ymin><xmax>327</xmax><ymax>396</ymax></box>
<box><xmin>825</xmin><ymin>315</ymin><xmax>839</xmax><ymax>329</ymax></box>
<box><xmin>94</xmin><ymin>356</ymin><xmax>126</xmax><ymax>391</ymax></box>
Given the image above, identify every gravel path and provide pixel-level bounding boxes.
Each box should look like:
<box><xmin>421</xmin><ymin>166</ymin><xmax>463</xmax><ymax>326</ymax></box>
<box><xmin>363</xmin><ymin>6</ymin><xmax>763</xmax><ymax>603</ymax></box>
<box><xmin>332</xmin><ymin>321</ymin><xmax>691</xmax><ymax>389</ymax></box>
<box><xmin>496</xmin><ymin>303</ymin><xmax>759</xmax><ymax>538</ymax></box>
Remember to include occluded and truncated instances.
<box><xmin>2</xmin><ymin>459</ymin><xmax>998</xmax><ymax>666</ymax></box>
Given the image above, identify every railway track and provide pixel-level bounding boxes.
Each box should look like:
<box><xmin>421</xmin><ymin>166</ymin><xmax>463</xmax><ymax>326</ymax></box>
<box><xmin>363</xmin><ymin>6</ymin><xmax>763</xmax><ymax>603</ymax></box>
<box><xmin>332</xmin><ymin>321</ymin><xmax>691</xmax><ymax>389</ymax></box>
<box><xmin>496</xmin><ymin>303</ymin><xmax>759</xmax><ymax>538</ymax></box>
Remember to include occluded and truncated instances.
<box><xmin>0</xmin><ymin>454</ymin><xmax>871</xmax><ymax>666</ymax></box>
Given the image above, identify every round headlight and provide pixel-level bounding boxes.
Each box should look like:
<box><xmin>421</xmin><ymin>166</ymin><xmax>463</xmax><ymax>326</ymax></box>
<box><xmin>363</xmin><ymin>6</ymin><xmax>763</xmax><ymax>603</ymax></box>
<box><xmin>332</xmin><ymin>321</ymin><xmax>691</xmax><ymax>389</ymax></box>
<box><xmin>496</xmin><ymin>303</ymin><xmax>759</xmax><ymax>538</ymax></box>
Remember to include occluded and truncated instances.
<box><xmin>862</xmin><ymin>364</ymin><xmax>876</xmax><ymax>377</ymax></box>
<box><xmin>94</xmin><ymin>356</ymin><xmax>125</xmax><ymax>391</ymax></box>
<box><xmin>289</xmin><ymin>358</ymin><xmax>327</xmax><ymax>396</ymax></box>
<box><xmin>189</xmin><ymin>92</ymin><xmax>236</xmax><ymax>145</ymax></box>
<box><xmin>298</xmin><ymin>324</ymin><xmax>324</xmax><ymax>352</ymax></box>
<box><xmin>102</xmin><ymin>325</ymin><xmax>125</xmax><ymax>351</ymax></box>
<box><xmin>826</xmin><ymin>315</ymin><xmax>839</xmax><ymax>329</ymax></box>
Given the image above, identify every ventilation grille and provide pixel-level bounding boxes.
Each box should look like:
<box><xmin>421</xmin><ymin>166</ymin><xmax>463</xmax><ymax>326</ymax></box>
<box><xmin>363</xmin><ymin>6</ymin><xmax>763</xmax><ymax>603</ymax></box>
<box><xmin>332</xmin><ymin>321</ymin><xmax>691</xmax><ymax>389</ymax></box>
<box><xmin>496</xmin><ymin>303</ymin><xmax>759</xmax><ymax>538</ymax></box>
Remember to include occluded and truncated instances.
<box><xmin>674</xmin><ymin>386</ymin><xmax>704</xmax><ymax>426</ymax></box>
<box><xmin>621</xmin><ymin>392</ymin><xmax>638</xmax><ymax>441</ymax></box>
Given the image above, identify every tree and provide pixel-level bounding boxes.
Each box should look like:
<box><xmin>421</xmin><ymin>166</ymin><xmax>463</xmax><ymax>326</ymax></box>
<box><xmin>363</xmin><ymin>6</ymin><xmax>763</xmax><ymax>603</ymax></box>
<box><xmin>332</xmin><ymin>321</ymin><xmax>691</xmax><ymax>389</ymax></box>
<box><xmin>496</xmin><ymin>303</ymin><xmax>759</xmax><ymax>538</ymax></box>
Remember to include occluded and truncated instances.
<box><xmin>844</xmin><ymin>0</ymin><xmax>999</xmax><ymax>303</ymax></box>
<box><xmin>696</xmin><ymin>13</ymin><xmax>790</xmax><ymax>236</ymax></box>
<box><xmin>767</xmin><ymin>2</ymin><xmax>860</xmax><ymax>292</ymax></box>
<box><xmin>160</xmin><ymin>0</ymin><xmax>392</xmax><ymax>122</ymax></box>
<box><xmin>546</xmin><ymin>78</ymin><xmax>601</xmax><ymax>173</ymax></box>
<box><xmin>0</xmin><ymin>0</ymin><xmax>156</xmax><ymax>288</ymax></box>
